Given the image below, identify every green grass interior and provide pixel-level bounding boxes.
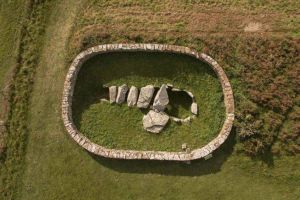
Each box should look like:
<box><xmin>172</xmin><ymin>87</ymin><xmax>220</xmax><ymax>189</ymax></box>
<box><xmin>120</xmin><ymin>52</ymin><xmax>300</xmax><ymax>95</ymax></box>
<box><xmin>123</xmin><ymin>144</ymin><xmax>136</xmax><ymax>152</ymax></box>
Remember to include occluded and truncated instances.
<box><xmin>72</xmin><ymin>52</ymin><xmax>225</xmax><ymax>151</ymax></box>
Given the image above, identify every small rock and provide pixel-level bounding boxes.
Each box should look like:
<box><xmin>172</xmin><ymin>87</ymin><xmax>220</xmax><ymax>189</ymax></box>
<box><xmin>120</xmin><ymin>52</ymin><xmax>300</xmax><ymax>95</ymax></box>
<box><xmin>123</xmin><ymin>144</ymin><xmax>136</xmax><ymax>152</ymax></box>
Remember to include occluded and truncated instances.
<box><xmin>116</xmin><ymin>84</ymin><xmax>128</xmax><ymax>104</ymax></box>
<box><xmin>109</xmin><ymin>86</ymin><xmax>117</xmax><ymax>103</ymax></box>
<box><xmin>182</xmin><ymin>143</ymin><xmax>187</xmax><ymax>151</ymax></box>
<box><xmin>171</xmin><ymin>88</ymin><xmax>181</xmax><ymax>92</ymax></box>
<box><xmin>127</xmin><ymin>86</ymin><xmax>139</xmax><ymax>107</ymax></box>
<box><xmin>153</xmin><ymin>84</ymin><xmax>169</xmax><ymax>111</ymax></box>
<box><xmin>143</xmin><ymin>110</ymin><xmax>169</xmax><ymax>133</ymax></box>
<box><xmin>170</xmin><ymin>116</ymin><xmax>182</xmax><ymax>123</ymax></box>
<box><xmin>182</xmin><ymin>116</ymin><xmax>191</xmax><ymax>123</ymax></box>
<box><xmin>167</xmin><ymin>83</ymin><xmax>173</xmax><ymax>88</ymax></box>
<box><xmin>137</xmin><ymin>85</ymin><xmax>154</xmax><ymax>108</ymax></box>
<box><xmin>191</xmin><ymin>102</ymin><xmax>198</xmax><ymax>115</ymax></box>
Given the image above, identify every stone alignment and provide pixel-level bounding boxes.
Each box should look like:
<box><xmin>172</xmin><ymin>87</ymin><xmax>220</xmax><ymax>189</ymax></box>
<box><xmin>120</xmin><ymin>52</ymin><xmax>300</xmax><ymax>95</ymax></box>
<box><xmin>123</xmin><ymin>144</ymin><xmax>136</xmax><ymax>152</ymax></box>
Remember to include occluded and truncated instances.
<box><xmin>62</xmin><ymin>44</ymin><xmax>235</xmax><ymax>161</ymax></box>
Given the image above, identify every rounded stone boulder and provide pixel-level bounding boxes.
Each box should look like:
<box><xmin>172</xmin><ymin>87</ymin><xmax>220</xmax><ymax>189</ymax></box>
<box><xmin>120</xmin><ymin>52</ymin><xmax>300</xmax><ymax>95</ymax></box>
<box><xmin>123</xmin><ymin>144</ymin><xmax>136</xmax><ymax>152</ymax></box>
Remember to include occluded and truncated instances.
<box><xmin>143</xmin><ymin>110</ymin><xmax>169</xmax><ymax>133</ymax></box>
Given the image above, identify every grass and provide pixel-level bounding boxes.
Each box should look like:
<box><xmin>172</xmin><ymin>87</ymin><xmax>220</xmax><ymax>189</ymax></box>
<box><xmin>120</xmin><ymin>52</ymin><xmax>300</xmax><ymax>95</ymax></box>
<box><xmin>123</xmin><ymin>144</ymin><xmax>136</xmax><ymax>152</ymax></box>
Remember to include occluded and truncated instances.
<box><xmin>0</xmin><ymin>0</ymin><xmax>55</xmax><ymax>199</ymax></box>
<box><xmin>0</xmin><ymin>1</ymin><xmax>27</xmax><ymax>155</ymax></box>
<box><xmin>72</xmin><ymin>52</ymin><xmax>224</xmax><ymax>151</ymax></box>
<box><xmin>0</xmin><ymin>0</ymin><xmax>299</xmax><ymax>199</ymax></box>
<box><xmin>0</xmin><ymin>1</ymin><xmax>25</xmax><ymax>90</ymax></box>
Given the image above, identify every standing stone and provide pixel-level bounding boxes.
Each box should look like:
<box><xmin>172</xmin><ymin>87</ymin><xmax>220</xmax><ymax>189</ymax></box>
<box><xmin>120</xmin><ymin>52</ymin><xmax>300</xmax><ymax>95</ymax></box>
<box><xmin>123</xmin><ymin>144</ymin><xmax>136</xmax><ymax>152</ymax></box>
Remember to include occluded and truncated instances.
<box><xmin>137</xmin><ymin>85</ymin><xmax>154</xmax><ymax>108</ymax></box>
<box><xmin>116</xmin><ymin>84</ymin><xmax>128</xmax><ymax>104</ymax></box>
<box><xmin>153</xmin><ymin>84</ymin><xmax>169</xmax><ymax>111</ymax></box>
<box><xmin>185</xmin><ymin>90</ymin><xmax>194</xmax><ymax>100</ymax></box>
<box><xmin>191</xmin><ymin>102</ymin><xmax>198</xmax><ymax>115</ymax></box>
<box><xmin>127</xmin><ymin>86</ymin><xmax>138</xmax><ymax>107</ymax></box>
<box><xmin>143</xmin><ymin>110</ymin><xmax>169</xmax><ymax>133</ymax></box>
<box><xmin>109</xmin><ymin>86</ymin><xmax>117</xmax><ymax>103</ymax></box>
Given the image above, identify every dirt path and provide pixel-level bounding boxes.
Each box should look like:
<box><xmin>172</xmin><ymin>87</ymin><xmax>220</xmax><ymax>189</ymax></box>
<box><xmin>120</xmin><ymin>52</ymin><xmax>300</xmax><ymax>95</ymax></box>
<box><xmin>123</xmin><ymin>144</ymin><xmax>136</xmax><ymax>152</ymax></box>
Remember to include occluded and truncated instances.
<box><xmin>17</xmin><ymin>0</ymin><xmax>82</xmax><ymax>199</ymax></box>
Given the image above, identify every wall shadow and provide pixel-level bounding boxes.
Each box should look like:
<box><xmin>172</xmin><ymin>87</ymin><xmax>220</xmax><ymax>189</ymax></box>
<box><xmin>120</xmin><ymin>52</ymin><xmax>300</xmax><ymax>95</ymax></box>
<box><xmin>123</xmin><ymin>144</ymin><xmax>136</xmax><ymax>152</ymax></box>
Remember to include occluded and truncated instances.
<box><xmin>89</xmin><ymin>129</ymin><xmax>237</xmax><ymax>177</ymax></box>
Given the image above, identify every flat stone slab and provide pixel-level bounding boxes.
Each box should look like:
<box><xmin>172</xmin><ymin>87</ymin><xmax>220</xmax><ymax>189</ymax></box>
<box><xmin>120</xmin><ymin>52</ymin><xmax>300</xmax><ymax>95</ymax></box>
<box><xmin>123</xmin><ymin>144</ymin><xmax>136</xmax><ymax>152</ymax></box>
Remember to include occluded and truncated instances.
<box><xmin>153</xmin><ymin>84</ymin><xmax>169</xmax><ymax>111</ymax></box>
<box><xmin>127</xmin><ymin>86</ymin><xmax>138</xmax><ymax>107</ymax></box>
<box><xmin>116</xmin><ymin>84</ymin><xmax>128</xmax><ymax>104</ymax></box>
<box><xmin>109</xmin><ymin>86</ymin><xmax>117</xmax><ymax>103</ymax></box>
<box><xmin>143</xmin><ymin>110</ymin><xmax>169</xmax><ymax>133</ymax></box>
<box><xmin>137</xmin><ymin>85</ymin><xmax>154</xmax><ymax>108</ymax></box>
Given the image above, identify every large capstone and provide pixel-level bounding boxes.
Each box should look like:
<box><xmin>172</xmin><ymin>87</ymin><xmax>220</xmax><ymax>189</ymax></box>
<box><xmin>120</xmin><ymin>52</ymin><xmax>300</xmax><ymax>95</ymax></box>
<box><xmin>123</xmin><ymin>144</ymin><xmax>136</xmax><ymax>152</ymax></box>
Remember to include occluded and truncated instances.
<box><xmin>137</xmin><ymin>85</ymin><xmax>154</xmax><ymax>108</ymax></box>
<box><xmin>116</xmin><ymin>84</ymin><xmax>128</xmax><ymax>104</ymax></box>
<box><xmin>143</xmin><ymin>110</ymin><xmax>169</xmax><ymax>133</ymax></box>
<box><xmin>153</xmin><ymin>84</ymin><xmax>169</xmax><ymax>111</ymax></box>
<box><xmin>109</xmin><ymin>86</ymin><xmax>117</xmax><ymax>103</ymax></box>
<box><xmin>127</xmin><ymin>86</ymin><xmax>139</xmax><ymax>107</ymax></box>
<box><xmin>191</xmin><ymin>102</ymin><xmax>198</xmax><ymax>115</ymax></box>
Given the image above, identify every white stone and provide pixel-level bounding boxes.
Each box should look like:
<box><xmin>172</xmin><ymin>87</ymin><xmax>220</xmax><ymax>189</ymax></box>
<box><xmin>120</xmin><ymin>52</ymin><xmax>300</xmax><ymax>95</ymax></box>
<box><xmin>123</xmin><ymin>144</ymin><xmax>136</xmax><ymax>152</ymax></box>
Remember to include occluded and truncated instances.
<box><xmin>185</xmin><ymin>90</ymin><xmax>194</xmax><ymax>99</ymax></box>
<box><xmin>127</xmin><ymin>86</ymin><xmax>139</xmax><ymax>107</ymax></box>
<box><xmin>109</xmin><ymin>86</ymin><xmax>117</xmax><ymax>103</ymax></box>
<box><xmin>182</xmin><ymin>116</ymin><xmax>191</xmax><ymax>123</ymax></box>
<box><xmin>191</xmin><ymin>102</ymin><xmax>198</xmax><ymax>115</ymax></box>
<box><xmin>153</xmin><ymin>84</ymin><xmax>169</xmax><ymax>111</ymax></box>
<box><xmin>137</xmin><ymin>85</ymin><xmax>154</xmax><ymax>108</ymax></box>
<box><xmin>167</xmin><ymin>83</ymin><xmax>173</xmax><ymax>88</ymax></box>
<box><xmin>116</xmin><ymin>84</ymin><xmax>128</xmax><ymax>104</ymax></box>
<box><xmin>170</xmin><ymin>117</ymin><xmax>182</xmax><ymax>123</ymax></box>
<box><xmin>143</xmin><ymin>110</ymin><xmax>169</xmax><ymax>133</ymax></box>
<box><xmin>171</xmin><ymin>88</ymin><xmax>181</xmax><ymax>92</ymax></box>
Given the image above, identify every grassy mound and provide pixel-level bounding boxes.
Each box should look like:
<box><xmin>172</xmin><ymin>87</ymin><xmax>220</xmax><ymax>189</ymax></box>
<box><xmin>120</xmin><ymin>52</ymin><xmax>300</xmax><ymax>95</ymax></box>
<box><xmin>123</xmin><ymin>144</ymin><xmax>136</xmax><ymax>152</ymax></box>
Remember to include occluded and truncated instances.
<box><xmin>72</xmin><ymin>52</ymin><xmax>225</xmax><ymax>151</ymax></box>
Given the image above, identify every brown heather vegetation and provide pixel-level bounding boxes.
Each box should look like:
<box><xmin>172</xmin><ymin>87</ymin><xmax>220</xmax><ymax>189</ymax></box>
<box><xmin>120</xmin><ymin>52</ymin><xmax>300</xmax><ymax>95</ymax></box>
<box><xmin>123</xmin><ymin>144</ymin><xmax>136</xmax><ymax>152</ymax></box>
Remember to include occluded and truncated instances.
<box><xmin>66</xmin><ymin>0</ymin><xmax>300</xmax><ymax>159</ymax></box>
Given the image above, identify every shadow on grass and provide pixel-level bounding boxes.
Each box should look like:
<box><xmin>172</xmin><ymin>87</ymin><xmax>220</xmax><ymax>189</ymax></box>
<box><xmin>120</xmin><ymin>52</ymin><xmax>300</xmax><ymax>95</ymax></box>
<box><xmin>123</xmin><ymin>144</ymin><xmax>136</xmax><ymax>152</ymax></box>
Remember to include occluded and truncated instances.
<box><xmin>166</xmin><ymin>90</ymin><xmax>193</xmax><ymax>118</ymax></box>
<box><xmin>89</xmin><ymin>129</ymin><xmax>236</xmax><ymax>177</ymax></box>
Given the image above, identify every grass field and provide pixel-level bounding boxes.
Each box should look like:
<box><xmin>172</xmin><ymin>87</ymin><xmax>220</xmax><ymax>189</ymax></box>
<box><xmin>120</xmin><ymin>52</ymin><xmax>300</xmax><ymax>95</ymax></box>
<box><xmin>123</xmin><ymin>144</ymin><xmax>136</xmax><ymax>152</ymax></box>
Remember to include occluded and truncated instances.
<box><xmin>0</xmin><ymin>0</ymin><xmax>299</xmax><ymax>199</ymax></box>
<box><xmin>0</xmin><ymin>0</ymin><xmax>28</xmax><ymax>197</ymax></box>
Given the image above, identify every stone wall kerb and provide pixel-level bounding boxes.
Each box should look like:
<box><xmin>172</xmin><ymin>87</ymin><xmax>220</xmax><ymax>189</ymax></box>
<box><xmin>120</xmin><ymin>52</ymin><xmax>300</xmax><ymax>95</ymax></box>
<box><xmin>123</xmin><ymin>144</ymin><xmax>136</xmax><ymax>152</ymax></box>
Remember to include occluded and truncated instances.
<box><xmin>62</xmin><ymin>43</ymin><xmax>235</xmax><ymax>161</ymax></box>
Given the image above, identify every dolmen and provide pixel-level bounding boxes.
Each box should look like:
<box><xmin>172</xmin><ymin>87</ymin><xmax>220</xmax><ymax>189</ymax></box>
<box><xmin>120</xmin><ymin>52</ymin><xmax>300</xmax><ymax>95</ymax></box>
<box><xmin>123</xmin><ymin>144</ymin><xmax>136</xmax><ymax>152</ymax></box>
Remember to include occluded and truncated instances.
<box><xmin>106</xmin><ymin>84</ymin><xmax>198</xmax><ymax>133</ymax></box>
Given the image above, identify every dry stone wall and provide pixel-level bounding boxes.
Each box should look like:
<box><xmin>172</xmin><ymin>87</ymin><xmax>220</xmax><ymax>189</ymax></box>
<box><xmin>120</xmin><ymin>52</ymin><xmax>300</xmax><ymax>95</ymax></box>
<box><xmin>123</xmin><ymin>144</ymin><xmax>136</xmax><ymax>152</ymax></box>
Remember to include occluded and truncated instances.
<box><xmin>62</xmin><ymin>44</ymin><xmax>235</xmax><ymax>161</ymax></box>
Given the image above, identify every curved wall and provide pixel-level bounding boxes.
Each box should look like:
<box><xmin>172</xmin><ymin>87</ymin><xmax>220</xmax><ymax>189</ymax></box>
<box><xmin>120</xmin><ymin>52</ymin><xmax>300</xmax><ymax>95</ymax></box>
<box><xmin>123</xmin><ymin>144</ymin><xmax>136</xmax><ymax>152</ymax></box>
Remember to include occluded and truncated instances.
<box><xmin>62</xmin><ymin>44</ymin><xmax>234</xmax><ymax>161</ymax></box>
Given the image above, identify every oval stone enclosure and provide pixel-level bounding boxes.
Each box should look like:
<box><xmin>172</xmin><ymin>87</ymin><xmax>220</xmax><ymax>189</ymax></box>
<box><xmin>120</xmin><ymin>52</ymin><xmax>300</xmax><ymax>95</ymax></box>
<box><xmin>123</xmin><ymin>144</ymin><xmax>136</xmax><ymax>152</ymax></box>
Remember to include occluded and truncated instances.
<box><xmin>62</xmin><ymin>44</ymin><xmax>234</xmax><ymax>161</ymax></box>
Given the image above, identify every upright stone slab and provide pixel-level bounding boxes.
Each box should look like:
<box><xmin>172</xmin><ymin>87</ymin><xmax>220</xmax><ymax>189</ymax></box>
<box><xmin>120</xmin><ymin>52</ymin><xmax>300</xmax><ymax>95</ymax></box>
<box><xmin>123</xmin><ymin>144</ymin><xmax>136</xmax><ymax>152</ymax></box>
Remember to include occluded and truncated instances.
<box><xmin>109</xmin><ymin>86</ymin><xmax>117</xmax><ymax>103</ymax></box>
<box><xmin>191</xmin><ymin>102</ymin><xmax>198</xmax><ymax>115</ymax></box>
<box><xmin>185</xmin><ymin>90</ymin><xmax>195</xmax><ymax>100</ymax></box>
<box><xmin>127</xmin><ymin>86</ymin><xmax>138</xmax><ymax>107</ymax></box>
<box><xmin>153</xmin><ymin>84</ymin><xmax>169</xmax><ymax>111</ymax></box>
<box><xmin>116</xmin><ymin>84</ymin><xmax>128</xmax><ymax>104</ymax></box>
<box><xmin>137</xmin><ymin>85</ymin><xmax>154</xmax><ymax>108</ymax></box>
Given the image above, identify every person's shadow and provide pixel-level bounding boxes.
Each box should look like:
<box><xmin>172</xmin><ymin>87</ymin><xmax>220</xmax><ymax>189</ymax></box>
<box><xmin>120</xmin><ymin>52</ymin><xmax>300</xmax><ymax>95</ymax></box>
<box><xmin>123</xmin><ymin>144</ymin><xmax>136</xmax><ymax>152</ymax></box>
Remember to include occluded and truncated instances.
<box><xmin>90</xmin><ymin>128</ymin><xmax>237</xmax><ymax>177</ymax></box>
